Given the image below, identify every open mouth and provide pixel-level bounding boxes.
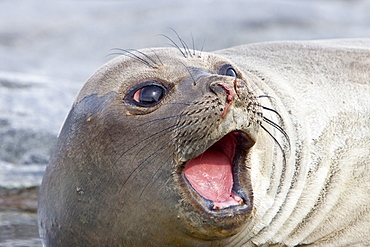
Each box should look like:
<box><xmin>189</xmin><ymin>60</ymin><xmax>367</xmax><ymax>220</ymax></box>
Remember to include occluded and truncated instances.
<box><xmin>182</xmin><ymin>131</ymin><xmax>252</xmax><ymax>212</ymax></box>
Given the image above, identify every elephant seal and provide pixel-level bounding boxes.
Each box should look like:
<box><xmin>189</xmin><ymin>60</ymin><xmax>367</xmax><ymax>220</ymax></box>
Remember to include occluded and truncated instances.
<box><xmin>38</xmin><ymin>39</ymin><xmax>370</xmax><ymax>246</ymax></box>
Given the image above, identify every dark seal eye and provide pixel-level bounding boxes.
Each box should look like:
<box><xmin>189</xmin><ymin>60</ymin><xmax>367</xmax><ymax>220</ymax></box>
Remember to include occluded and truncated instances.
<box><xmin>134</xmin><ymin>85</ymin><xmax>164</xmax><ymax>104</ymax></box>
<box><xmin>128</xmin><ymin>82</ymin><xmax>167</xmax><ymax>107</ymax></box>
<box><xmin>219</xmin><ymin>64</ymin><xmax>237</xmax><ymax>78</ymax></box>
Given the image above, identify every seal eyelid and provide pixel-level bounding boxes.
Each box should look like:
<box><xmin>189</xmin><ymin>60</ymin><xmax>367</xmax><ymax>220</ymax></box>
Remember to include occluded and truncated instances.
<box><xmin>225</xmin><ymin>68</ymin><xmax>237</xmax><ymax>77</ymax></box>
<box><xmin>218</xmin><ymin>64</ymin><xmax>237</xmax><ymax>78</ymax></box>
<box><xmin>127</xmin><ymin>81</ymin><xmax>167</xmax><ymax>107</ymax></box>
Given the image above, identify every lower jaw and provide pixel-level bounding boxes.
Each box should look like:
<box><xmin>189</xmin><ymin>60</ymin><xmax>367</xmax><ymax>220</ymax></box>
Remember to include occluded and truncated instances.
<box><xmin>176</xmin><ymin>186</ymin><xmax>253</xmax><ymax>241</ymax></box>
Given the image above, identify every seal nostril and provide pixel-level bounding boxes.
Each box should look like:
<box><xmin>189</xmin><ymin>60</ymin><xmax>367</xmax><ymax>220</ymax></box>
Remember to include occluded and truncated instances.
<box><xmin>210</xmin><ymin>82</ymin><xmax>235</xmax><ymax>118</ymax></box>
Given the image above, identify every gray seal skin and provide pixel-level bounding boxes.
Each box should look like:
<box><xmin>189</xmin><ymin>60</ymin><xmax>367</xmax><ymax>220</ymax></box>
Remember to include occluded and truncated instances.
<box><xmin>38</xmin><ymin>39</ymin><xmax>370</xmax><ymax>246</ymax></box>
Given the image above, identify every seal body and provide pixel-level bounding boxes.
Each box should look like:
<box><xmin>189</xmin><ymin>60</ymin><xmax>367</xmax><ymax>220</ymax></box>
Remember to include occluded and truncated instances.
<box><xmin>38</xmin><ymin>39</ymin><xmax>370</xmax><ymax>246</ymax></box>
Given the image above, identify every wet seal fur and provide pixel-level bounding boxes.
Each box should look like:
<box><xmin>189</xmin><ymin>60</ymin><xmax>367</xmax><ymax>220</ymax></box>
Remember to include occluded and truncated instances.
<box><xmin>38</xmin><ymin>39</ymin><xmax>370</xmax><ymax>246</ymax></box>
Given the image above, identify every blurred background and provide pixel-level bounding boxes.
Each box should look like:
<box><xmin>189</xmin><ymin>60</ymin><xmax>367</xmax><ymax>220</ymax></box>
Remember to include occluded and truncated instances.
<box><xmin>0</xmin><ymin>0</ymin><xmax>369</xmax><ymax>246</ymax></box>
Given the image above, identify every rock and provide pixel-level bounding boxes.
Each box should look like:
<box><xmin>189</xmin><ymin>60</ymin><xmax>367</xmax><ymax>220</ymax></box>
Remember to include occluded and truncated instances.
<box><xmin>0</xmin><ymin>210</ymin><xmax>41</xmax><ymax>247</ymax></box>
<box><xmin>0</xmin><ymin>187</ymin><xmax>38</xmax><ymax>213</ymax></box>
<box><xmin>0</xmin><ymin>72</ymin><xmax>79</xmax><ymax>189</ymax></box>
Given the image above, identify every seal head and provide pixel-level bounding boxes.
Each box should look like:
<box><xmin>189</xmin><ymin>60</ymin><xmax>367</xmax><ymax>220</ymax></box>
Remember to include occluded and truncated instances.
<box><xmin>38</xmin><ymin>47</ymin><xmax>261</xmax><ymax>246</ymax></box>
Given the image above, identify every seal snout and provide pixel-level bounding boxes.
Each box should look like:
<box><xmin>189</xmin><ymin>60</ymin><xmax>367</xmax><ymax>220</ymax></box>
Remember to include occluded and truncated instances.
<box><xmin>177</xmin><ymin>70</ymin><xmax>256</xmax><ymax>216</ymax></box>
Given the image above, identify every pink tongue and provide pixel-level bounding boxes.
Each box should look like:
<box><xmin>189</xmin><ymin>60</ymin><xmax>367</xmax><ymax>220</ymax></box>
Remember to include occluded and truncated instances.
<box><xmin>184</xmin><ymin>150</ymin><xmax>236</xmax><ymax>205</ymax></box>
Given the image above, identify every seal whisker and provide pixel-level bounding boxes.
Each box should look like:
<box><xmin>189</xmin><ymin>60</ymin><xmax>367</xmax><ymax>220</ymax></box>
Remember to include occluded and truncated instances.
<box><xmin>105</xmin><ymin>52</ymin><xmax>122</xmax><ymax>58</ymax></box>
<box><xmin>110</xmin><ymin>48</ymin><xmax>157</xmax><ymax>68</ymax></box>
<box><xmin>149</xmin><ymin>48</ymin><xmax>164</xmax><ymax>66</ymax></box>
<box><xmin>261</xmin><ymin>105</ymin><xmax>284</xmax><ymax>121</ymax></box>
<box><xmin>116</xmin><ymin>114</ymin><xmax>194</xmax><ymax>171</ymax></box>
<box><xmin>120</xmin><ymin>117</ymin><xmax>200</xmax><ymax>194</ymax></box>
<box><xmin>138</xmin><ymin>154</ymin><xmax>173</xmax><ymax>198</ymax></box>
<box><xmin>132</xmin><ymin>125</ymin><xmax>182</xmax><ymax>160</ymax></box>
<box><xmin>125</xmin><ymin>48</ymin><xmax>160</xmax><ymax>67</ymax></box>
<box><xmin>190</xmin><ymin>31</ymin><xmax>196</xmax><ymax>56</ymax></box>
<box><xmin>262</xmin><ymin>116</ymin><xmax>291</xmax><ymax>150</ymax></box>
<box><xmin>199</xmin><ymin>37</ymin><xmax>205</xmax><ymax>57</ymax></box>
<box><xmin>119</xmin><ymin>132</ymin><xmax>179</xmax><ymax>193</ymax></box>
<box><xmin>158</xmin><ymin>34</ymin><xmax>187</xmax><ymax>58</ymax></box>
<box><xmin>106</xmin><ymin>52</ymin><xmax>128</xmax><ymax>58</ymax></box>
<box><xmin>109</xmin><ymin>48</ymin><xmax>160</xmax><ymax>67</ymax></box>
<box><xmin>259</xmin><ymin>123</ymin><xmax>287</xmax><ymax>164</ymax></box>
<box><xmin>179</xmin><ymin>62</ymin><xmax>197</xmax><ymax>86</ymax></box>
<box><xmin>258</xmin><ymin>95</ymin><xmax>273</xmax><ymax>99</ymax></box>
<box><xmin>135</xmin><ymin>111</ymin><xmax>194</xmax><ymax>128</ymax></box>
<box><xmin>163</xmin><ymin>102</ymin><xmax>192</xmax><ymax>106</ymax></box>
<box><xmin>168</xmin><ymin>28</ymin><xmax>192</xmax><ymax>57</ymax></box>
<box><xmin>120</xmin><ymin>49</ymin><xmax>156</xmax><ymax>68</ymax></box>
<box><xmin>132</xmin><ymin>116</ymin><xmax>202</xmax><ymax>163</ymax></box>
<box><xmin>113</xmin><ymin>123</ymin><xmax>180</xmax><ymax>167</ymax></box>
